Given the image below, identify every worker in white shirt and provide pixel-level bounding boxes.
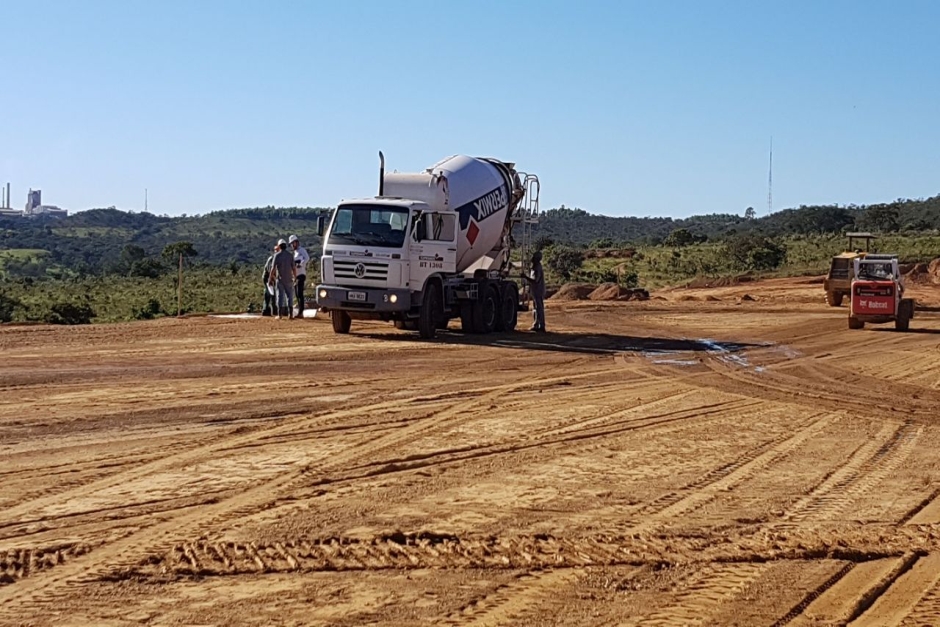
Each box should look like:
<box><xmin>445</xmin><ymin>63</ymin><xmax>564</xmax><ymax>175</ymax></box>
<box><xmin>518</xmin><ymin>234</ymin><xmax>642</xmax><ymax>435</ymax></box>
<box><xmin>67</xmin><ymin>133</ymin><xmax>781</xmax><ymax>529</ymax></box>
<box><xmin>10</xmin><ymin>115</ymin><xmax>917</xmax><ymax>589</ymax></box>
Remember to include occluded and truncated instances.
<box><xmin>289</xmin><ymin>234</ymin><xmax>310</xmax><ymax>316</ymax></box>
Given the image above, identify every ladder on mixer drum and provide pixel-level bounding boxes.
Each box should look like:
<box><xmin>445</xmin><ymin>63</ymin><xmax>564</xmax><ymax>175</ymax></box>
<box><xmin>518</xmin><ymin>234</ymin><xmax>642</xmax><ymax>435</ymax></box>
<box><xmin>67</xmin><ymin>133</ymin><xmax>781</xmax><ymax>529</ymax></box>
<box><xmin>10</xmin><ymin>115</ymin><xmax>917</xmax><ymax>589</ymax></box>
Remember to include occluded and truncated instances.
<box><xmin>511</xmin><ymin>173</ymin><xmax>540</xmax><ymax>306</ymax></box>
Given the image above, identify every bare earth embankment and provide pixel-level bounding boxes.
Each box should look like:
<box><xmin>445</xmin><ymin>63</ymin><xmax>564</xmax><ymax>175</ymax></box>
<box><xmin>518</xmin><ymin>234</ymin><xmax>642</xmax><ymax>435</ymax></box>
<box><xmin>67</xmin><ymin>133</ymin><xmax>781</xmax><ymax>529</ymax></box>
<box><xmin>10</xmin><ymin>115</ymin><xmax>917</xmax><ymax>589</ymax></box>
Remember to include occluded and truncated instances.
<box><xmin>3</xmin><ymin>277</ymin><xmax>940</xmax><ymax>626</ymax></box>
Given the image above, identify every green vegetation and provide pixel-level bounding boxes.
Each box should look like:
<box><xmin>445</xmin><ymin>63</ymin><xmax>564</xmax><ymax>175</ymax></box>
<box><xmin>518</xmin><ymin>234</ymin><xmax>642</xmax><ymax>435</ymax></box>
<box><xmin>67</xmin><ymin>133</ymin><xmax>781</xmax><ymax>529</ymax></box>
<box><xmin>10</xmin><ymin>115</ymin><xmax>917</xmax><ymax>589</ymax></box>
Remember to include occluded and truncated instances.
<box><xmin>0</xmin><ymin>266</ymin><xmax>276</xmax><ymax>323</ymax></box>
<box><xmin>570</xmin><ymin>233</ymin><xmax>940</xmax><ymax>289</ymax></box>
<box><xmin>1</xmin><ymin>195</ymin><xmax>939</xmax><ymax>323</ymax></box>
<box><xmin>533</xmin><ymin>194</ymin><xmax>940</xmax><ymax>245</ymax></box>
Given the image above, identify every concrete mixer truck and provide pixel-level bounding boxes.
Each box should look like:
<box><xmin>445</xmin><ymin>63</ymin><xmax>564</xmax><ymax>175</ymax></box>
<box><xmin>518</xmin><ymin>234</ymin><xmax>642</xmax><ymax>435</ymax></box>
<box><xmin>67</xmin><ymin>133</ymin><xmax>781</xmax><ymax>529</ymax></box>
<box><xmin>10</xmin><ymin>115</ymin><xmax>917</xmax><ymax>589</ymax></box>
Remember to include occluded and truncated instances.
<box><xmin>315</xmin><ymin>153</ymin><xmax>540</xmax><ymax>339</ymax></box>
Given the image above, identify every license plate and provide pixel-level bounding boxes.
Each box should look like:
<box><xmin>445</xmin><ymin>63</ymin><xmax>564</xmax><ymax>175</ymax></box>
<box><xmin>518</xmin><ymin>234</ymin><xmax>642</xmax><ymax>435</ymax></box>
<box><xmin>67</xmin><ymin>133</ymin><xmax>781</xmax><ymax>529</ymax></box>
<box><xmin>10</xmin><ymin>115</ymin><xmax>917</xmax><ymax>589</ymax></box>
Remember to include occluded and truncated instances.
<box><xmin>347</xmin><ymin>291</ymin><xmax>366</xmax><ymax>302</ymax></box>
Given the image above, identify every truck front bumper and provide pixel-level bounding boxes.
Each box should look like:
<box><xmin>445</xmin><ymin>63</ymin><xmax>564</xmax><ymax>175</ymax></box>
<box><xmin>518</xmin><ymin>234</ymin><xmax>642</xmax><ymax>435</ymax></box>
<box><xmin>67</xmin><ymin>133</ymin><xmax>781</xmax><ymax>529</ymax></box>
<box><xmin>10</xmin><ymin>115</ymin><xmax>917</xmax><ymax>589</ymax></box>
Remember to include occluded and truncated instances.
<box><xmin>315</xmin><ymin>284</ymin><xmax>412</xmax><ymax>313</ymax></box>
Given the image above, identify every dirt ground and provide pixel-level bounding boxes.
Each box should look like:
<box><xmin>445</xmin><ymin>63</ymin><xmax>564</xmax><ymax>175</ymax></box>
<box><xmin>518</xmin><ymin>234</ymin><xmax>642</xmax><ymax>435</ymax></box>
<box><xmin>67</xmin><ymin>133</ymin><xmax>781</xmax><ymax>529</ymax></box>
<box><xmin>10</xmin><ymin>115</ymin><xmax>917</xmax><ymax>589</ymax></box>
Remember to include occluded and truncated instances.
<box><xmin>3</xmin><ymin>277</ymin><xmax>940</xmax><ymax>626</ymax></box>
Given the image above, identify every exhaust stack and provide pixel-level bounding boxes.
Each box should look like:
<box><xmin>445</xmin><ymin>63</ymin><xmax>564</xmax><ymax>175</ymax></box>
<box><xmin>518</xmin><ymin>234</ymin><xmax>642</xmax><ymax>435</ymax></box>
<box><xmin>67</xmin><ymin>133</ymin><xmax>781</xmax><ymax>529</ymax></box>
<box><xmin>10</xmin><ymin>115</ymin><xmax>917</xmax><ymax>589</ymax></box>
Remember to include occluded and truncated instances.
<box><xmin>378</xmin><ymin>151</ymin><xmax>385</xmax><ymax>196</ymax></box>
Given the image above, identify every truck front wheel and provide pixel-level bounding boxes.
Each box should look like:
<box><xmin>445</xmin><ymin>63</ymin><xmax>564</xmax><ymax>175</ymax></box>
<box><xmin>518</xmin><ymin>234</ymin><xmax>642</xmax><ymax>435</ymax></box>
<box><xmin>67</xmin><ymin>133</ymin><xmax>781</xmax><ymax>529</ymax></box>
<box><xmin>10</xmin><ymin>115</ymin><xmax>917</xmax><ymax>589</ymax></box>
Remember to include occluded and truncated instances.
<box><xmin>826</xmin><ymin>291</ymin><xmax>843</xmax><ymax>307</ymax></box>
<box><xmin>419</xmin><ymin>283</ymin><xmax>442</xmax><ymax>340</ymax></box>
<box><xmin>332</xmin><ymin>311</ymin><xmax>352</xmax><ymax>334</ymax></box>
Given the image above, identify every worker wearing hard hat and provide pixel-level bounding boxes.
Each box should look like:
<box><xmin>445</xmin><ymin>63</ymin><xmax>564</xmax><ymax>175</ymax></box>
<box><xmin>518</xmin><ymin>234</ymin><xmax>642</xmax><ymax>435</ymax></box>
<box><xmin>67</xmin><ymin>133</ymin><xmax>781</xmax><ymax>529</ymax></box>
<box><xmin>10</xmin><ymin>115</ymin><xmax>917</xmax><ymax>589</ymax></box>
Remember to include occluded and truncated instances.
<box><xmin>528</xmin><ymin>251</ymin><xmax>546</xmax><ymax>333</ymax></box>
<box><xmin>269</xmin><ymin>239</ymin><xmax>296</xmax><ymax>319</ymax></box>
<box><xmin>289</xmin><ymin>235</ymin><xmax>310</xmax><ymax>317</ymax></box>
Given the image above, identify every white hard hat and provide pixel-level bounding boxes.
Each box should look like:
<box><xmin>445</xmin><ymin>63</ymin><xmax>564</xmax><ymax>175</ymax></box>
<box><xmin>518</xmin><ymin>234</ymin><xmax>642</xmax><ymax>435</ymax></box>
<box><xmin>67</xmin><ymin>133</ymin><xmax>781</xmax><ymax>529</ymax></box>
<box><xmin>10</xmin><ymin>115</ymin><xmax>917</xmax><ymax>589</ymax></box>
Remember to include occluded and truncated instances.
<box><xmin>288</xmin><ymin>234</ymin><xmax>299</xmax><ymax>244</ymax></box>
<box><xmin>277</xmin><ymin>238</ymin><xmax>287</xmax><ymax>246</ymax></box>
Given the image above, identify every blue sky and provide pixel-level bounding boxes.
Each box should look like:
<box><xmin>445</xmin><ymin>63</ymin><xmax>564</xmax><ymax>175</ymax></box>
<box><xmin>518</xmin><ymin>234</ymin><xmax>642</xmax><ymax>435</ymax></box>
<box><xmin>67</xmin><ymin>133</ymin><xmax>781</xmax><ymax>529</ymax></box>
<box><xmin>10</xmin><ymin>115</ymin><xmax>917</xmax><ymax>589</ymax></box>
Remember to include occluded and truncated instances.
<box><xmin>1</xmin><ymin>1</ymin><xmax>937</xmax><ymax>218</ymax></box>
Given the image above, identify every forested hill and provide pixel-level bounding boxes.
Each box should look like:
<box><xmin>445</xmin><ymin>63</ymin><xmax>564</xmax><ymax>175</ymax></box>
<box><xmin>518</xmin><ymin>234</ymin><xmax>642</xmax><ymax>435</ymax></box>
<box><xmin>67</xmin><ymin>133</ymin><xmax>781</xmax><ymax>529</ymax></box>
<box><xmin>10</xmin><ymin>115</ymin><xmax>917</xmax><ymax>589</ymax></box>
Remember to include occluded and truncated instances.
<box><xmin>1</xmin><ymin>194</ymin><xmax>938</xmax><ymax>275</ymax></box>
<box><xmin>0</xmin><ymin>207</ymin><xmax>331</xmax><ymax>275</ymax></box>
<box><xmin>535</xmin><ymin>194</ymin><xmax>940</xmax><ymax>245</ymax></box>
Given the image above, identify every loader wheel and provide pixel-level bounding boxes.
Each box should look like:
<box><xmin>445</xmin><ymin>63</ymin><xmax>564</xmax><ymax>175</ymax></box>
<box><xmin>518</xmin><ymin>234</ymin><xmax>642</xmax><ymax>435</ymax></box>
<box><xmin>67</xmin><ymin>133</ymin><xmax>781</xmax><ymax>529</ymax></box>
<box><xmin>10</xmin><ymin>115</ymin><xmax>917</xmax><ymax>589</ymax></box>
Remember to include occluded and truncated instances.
<box><xmin>848</xmin><ymin>316</ymin><xmax>864</xmax><ymax>330</ymax></box>
<box><xmin>896</xmin><ymin>301</ymin><xmax>912</xmax><ymax>331</ymax></box>
<box><xmin>418</xmin><ymin>282</ymin><xmax>441</xmax><ymax>340</ymax></box>
<box><xmin>496</xmin><ymin>283</ymin><xmax>519</xmax><ymax>332</ymax></box>
<box><xmin>826</xmin><ymin>291</ymin><xmax>843</xmax><ymax>307</ymax></box>
<box><xmin>332</xmin><ymin>311</ymin><xmax>352</xmax><ymax>334</ymax></box>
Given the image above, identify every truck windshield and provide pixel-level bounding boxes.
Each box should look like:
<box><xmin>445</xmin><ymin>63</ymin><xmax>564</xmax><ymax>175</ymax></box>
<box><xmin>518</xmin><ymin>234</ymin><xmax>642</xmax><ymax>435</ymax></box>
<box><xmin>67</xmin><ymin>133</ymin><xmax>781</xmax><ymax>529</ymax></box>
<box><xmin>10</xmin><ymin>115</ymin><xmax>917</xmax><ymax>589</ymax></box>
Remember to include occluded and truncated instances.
<box><xmin>328</xmin><ymin>205</ymin><xmax>409</xmax><ymax>248</ymax></box>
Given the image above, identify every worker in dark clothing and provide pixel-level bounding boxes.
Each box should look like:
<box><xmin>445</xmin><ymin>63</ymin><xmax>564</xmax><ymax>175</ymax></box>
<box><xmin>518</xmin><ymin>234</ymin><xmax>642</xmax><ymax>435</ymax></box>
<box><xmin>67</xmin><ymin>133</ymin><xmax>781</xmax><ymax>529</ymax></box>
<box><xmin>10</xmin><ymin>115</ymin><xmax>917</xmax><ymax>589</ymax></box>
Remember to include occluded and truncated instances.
<box><xmin>527</xmin><ymin>250</ymin><xmax>546</xmax><ymax>332</ymax></box>
<box><xmin>261</xmin><ymin>244</ymin><xmax>277</xmax><ymax>316</ymax></box>
<box><xmin>269</xmin><ymin>239</ymin><xmax>296</xmax><ymax>320</ymax></box>
<box><xmin>289</xmin><ymin>234</ymin><xmax>310</xmax><ymax>317</ymax></box>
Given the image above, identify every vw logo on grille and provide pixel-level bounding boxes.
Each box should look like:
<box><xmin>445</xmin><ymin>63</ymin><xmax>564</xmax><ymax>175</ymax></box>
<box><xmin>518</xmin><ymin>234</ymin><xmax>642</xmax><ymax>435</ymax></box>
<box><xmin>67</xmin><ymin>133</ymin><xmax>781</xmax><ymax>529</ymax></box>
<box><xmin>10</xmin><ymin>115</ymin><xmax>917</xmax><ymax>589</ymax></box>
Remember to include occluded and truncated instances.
<box><xmin>354</xmin><ymin>263</ymin><xmax>366</xmax><ymax>278</ymax></box>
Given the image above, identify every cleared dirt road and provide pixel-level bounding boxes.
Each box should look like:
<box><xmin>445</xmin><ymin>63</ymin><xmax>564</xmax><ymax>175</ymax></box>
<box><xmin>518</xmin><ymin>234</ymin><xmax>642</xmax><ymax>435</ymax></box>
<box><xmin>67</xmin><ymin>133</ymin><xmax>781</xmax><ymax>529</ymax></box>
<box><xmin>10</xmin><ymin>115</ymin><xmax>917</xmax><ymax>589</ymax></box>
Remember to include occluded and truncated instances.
<box><xmin>2</xmin><ymin>277</ymin><xmax>940</xmax><ymax>626</ymax></box>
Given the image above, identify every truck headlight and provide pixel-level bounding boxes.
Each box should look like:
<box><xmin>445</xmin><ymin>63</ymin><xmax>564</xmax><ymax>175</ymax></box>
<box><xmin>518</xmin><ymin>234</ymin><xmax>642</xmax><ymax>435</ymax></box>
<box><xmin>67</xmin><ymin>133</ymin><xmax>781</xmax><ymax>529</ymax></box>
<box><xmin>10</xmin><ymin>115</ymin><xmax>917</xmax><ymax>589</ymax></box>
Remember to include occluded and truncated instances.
<box><xmin>390</xmin><ymin>294</ymin><xmax>398</xmax><ymax>303</ymax></box>
<box><xmin>318</xmin><ymin>289</ymin><xmax>327</xmax><ymax>298</ymax></box>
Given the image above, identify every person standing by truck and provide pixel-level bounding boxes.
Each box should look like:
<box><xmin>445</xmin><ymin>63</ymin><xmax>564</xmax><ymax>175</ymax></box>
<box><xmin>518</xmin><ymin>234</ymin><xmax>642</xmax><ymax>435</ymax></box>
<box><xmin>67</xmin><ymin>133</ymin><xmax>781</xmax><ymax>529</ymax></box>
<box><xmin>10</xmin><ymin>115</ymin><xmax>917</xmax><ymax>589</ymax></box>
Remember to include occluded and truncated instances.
<box><xmin>269</xmin><ymin>239</ymin><xmax>296</xmax><ymax>319</ymax></box>
<box><xmin>261</xmin><ymin>244</ymin><xmax>278</xmax><ymax>316</ymax></box>
<box><xmin>289</xmin><ymin>234</ymin><xmax>309</xmax><ymax>317</ymax></box>
<box><xmin>527</xmin><ymin>250</ymin><xmax>546</xmax><ymax>332</ymax></box>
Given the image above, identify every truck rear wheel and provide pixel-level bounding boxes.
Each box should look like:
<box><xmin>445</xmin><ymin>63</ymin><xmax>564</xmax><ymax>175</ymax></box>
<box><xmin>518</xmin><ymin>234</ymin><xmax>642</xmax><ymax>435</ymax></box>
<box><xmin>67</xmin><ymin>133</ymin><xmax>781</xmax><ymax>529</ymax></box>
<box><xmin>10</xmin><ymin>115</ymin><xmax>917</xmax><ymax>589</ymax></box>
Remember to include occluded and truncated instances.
<box><xmin>460</xmin><ymin>304</ymin><xmax>475</xmax><ymax>333</ymax></box>
<box><xmin>496</xmin><ymin>283</ymin><xmax>518</xmax><ymax>332</ymax></box>
<box><xmin>826</xmin><ymin>291</ymin><xmax>843</xmax><ymax>307</ymax></box>
<box><xmin>332</xmin><ymin>311</ymin><xmax>352</xmax><ymax>334</ymax></box>
<box><xmin>419</xmin><ymin>283</ymin><xmax>441</xmax><ymax>340</ymax></box>
<box><xmin>475</xmin><ymin>284</ymin><xmax>499</xmax><ymax>333</ymax></box>
<box><xmin>848</xmin><ymin>316</ymin><xmax>863</xmax><ymax>330</ymax></box>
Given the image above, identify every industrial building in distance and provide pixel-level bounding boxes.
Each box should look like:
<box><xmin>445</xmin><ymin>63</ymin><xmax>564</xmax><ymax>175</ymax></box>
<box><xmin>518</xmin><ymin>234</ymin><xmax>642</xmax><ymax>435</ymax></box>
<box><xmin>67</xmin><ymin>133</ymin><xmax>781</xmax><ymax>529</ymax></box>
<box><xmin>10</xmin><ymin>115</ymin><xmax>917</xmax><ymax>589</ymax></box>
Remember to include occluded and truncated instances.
<box><xmin>0</xmin><ymin>184</ymin><xmax>68</xmax><ymax>218</ymax></box>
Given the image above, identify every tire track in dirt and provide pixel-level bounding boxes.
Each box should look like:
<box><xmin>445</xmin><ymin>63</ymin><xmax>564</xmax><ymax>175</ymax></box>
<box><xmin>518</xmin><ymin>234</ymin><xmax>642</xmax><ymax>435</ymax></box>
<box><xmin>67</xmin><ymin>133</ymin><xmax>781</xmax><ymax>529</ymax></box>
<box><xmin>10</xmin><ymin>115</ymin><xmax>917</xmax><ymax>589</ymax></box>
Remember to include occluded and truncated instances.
<box><xmin>848</xmin><ymin>552</ymin><xmax>940</xmax><ymax>627</ymax></box>
<box><xmin>441</xmin><ymin>568</ymin><xmax>583</xmax><ymax>626</ymax></box>
<box><xmin>125</xmin><ymin>522</ymin><xmax>940</xmax><ymax>580</ymax></box>
<box><xmin>625</xmin><ymin>563</ymin><xmax>768</xmax><ymax>627</ymax></box>
<box><xmin>770</xmin><ymin>562</ymin><xmax>856</xmax><ymax>627</ymax></box>
<box><xmin>901</xmin><ymin>489</ymin><xmax>940</xmax><ymax>525</ymax></box>
<box><xmin>0</xmin><ymin>366</ymin><xmax>606</xmax><ymax>527</ymax></box>
<box><xmin>782</xmin><ymin>421</ymin><xmax>921</xmax><ymax>524</ymax></box>
<box><xmin>0</xmin><ymin>544</ymin><xmax>93</xmax><ymax>587</ymax></box>
<box><xmin>695</xmin><ymin>355</ymin><xmax>935</xmax><ymax>419</ymax></box>
<box><xmin>620</xmin><ymin>412</ymin><xmax>835</xmax><ymax>534</ymax></box>
<box><xmin>329</xmin><ymin>397</ymin><xmax>759</xmax><ymax>491</ymax></box>
<box><xmin>0</xmin><ymin>363</ymin><xmax>619</xmax><ymax>613</ymax></box>
<box><xmin>782</xmin><ymin>554</ymin><xmax>919</xmax><ymax>627</ymax></box>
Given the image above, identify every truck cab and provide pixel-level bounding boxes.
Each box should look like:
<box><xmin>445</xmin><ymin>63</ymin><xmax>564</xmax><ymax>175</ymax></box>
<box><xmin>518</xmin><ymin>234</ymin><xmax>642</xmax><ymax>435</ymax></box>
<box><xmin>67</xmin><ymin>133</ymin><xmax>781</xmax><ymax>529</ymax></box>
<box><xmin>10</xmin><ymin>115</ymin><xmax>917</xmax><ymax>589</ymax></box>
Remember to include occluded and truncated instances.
<box><xmin>316</xmin><ymin>198</ymin><xmax>459</xmax><ymax>318</ymax></box>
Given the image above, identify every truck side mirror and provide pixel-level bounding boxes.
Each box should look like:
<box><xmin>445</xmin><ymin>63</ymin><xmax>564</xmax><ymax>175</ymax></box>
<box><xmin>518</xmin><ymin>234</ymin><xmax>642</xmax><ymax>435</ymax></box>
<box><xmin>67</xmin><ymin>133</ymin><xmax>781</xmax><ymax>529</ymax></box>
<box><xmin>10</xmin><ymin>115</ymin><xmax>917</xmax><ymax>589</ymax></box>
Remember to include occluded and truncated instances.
<box><xmin>413</xmin><ymin>214</ymin><xmax>426</xmax><ymax>242</ymax></box>
<box><xmin>316</xmin><ymin>215</ymin><xmax>326</xmax><ymax>237</ymax></box>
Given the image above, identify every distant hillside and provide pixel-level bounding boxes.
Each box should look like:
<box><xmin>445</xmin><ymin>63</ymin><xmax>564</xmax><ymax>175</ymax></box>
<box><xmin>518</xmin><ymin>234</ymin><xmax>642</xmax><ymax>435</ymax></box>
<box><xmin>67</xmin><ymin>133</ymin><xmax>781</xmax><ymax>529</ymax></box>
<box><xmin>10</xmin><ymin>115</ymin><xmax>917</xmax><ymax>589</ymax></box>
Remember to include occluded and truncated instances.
<box><xmin>535</xmin><ymin>194</ymin><xmax>940</xmax><ymax>245</ymax></box>
<box><xmin>0</xmin><ymin>207</ymin><xmax>331</xmax><ymax>275</ymax></box>
<box><xmin>1</xmin><ymin>193</ymin><xmax>938</xmax><ymax>278</ymax></box>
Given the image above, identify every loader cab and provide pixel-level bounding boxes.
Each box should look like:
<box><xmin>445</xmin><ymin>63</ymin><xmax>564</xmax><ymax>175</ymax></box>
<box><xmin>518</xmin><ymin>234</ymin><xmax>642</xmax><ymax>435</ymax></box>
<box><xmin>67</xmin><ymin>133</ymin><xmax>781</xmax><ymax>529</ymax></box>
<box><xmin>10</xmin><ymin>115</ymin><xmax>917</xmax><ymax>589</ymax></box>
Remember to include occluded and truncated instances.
<box><xmin>854</xmin><ymin>255</ymin><xmax>899</xmax><ymax>283</ymax></box>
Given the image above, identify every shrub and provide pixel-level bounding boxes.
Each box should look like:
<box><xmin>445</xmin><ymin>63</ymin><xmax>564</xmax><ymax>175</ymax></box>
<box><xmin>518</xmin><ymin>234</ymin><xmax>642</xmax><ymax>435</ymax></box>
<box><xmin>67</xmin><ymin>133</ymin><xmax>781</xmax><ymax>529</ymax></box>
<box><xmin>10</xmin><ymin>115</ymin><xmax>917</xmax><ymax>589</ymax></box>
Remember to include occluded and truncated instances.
<box><xmin>543</xmin><ymin>245</ymin><xmax>584</xmax><ymax>281</ymax></box>
<box><xmin>44</xmin><ymin>302</ymin><xmax>96</xmax><ymax>325</ymax></box>
<box><xmin>724</xmin><ymin>234</ymin><xmax>787</xmax><ymax>271</ymax></box>
<box><xmin>0</xmin><ymin>292</ymin><xmax>19</xmax><ymax>323</ymax></box>
<box><xmin>129</xmin><ymin>258</ymin><xmax>165</xmax><ymax>278</ymax></box>
<box><xmin>664</xmin><ymin>228</ymin><xmax>696</xmax><ymax>248</ymax></box>
<box><xmin>133</xmin><ymin>298</ymin><xmax>164</xmax><ymax>320</ymax></box>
